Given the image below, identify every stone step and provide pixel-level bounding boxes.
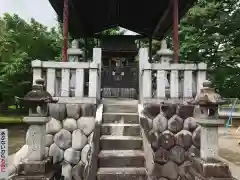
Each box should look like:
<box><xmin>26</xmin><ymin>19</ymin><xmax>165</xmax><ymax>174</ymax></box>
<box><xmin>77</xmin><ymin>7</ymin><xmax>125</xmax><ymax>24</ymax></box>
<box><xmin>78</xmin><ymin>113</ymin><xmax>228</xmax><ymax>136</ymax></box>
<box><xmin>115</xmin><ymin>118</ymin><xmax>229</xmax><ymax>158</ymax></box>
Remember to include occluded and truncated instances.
<box><xmin>102</xmin><ymin>99</ymin><xmax>139</xmax><ymax>106</ymax></box>
<box><xmin>101</xmin><ymin>124</ymin><xmax>140</xmax><ymax>136</ymax></box>
<box><xmin>97</xmin><ymin>167</ymin><xmax>146</xmax><ymax>180</ymax></box>
<box><xmin>104</xmin><ymin>104</ymin><xmax>138</xmax><ymax>113</ymax></box>
<box><xmin>98</xmin><ymin>150</ymin><xmax>145</xmax><ymax>167</ymax></box>
<box><xmin>103</xmin><ymin>113</ymin><xmax>139</xmax><ymax>124</ymax></box>
<box><xmin>100</xmin><ymin>135</ymin><xmax>142</xmax><ymax>150</ymax></box>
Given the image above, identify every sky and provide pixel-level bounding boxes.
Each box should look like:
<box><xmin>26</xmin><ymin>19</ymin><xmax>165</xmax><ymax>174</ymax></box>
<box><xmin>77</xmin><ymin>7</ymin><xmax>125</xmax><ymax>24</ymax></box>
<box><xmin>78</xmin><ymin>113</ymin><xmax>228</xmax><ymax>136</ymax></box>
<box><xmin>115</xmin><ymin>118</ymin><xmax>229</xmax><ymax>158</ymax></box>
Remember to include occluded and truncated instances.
<box><xmin>0</xmin><ymin>0</ymin><xmax>58</xmax><ymax>28</ymax></box>
<box><xmin>0</xmin><ymin>0</ymin><xmax>136</xmax><ymax>34</ymax></box>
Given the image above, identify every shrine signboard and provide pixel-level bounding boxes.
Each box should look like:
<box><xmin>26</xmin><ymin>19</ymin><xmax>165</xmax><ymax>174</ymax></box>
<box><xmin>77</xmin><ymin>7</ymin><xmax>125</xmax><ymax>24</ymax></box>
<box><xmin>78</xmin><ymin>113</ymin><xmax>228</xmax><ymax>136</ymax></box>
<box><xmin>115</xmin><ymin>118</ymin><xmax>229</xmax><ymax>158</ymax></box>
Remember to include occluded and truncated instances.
<box><xmin>0</xmin><ymin>129</ymin><xmax>8</xmax><ymax>179</ymax></box>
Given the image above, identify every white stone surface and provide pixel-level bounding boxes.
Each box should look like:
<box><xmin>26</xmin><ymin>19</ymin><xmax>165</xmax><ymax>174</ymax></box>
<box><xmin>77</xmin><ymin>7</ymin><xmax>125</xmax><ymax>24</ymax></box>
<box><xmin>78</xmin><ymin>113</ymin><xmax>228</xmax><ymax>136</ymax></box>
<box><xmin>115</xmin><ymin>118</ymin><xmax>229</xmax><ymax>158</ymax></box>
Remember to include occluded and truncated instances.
<box><xmin>26</xmin><ymin>125</ymin><xmax>46</xmax><ymax>161</ymax></box>
<box><xmin>62</xmin><ymin>161</ymin><xmax>72</xmax><ymax>180</ymax></box>
<box><xmin>170</xmin><ymin>70</ymin><xmax>179</xmax><ymax>98</ymax></box>
<box><xmin>72</xmin><ymin>161</ymin><xmax>85</xmax><ymax>180</ymax></box>
<box><xmin>87</xmin><ymin>132</ymin><xmax>94</xmax><ymax>144</ymax></box>
<box><xmin>49</xmin><ymin>143</ymin><xmax>64</xmax><ymax>163</ymax></box>
<box><xmin>32</xmin><ymin>67</ymin><xmax>42</xmax><ymax>85</ymax></box>
<box><xmin>75</xmin><ymin>69</ymin><xmax>84</xmax><ymax>97</ymax></box>
<box><xmin>61</xmin><ymin>68</ymin><xmax>70</xmax><ymax>97</ymax></box>
<box><xmin>157</xmin><ymin>70</ymin><xmax>166</xmax><ymax>98</ymax></box>
<box><xmin>54</xmin><ymin>129</ymin><xmax>72</xmax><ymax>150</ymax></box>
<box><xmin>12</xmin><ymin>144</ymin><xmax>28</xmax><ymax>166</ymax></box>
<box><xmin>72</xmin><ymin>129</ymin><xmax>88</xmax><ymax>150</ymax></box>
<box><xmin>63</xmin><ymin>118</ymin><xmax>78</xmax><ymax>132</ymax></box>
<box><xmin>66</xmin><ymin>104</ymin><xmax>81</xmax><ymax>119</ymax></box>
<box><xmin>81</xmin><ymin>144</ymin><xmax>91</xmax><ymax>164</ymax></box>
<box><xmin>201</xmin><ymin>126</ymin><xmax>218</xmax><ymax>159</ymax></box>
<box><xmin>183</xmin><ymin>68</ymin><xmax>193</xmax><ymax>98</ymax></box>
<box><xmin>197</xmin><ymin>64</ymin><xmax>207</xmax><ymax>93</ymax></box>
<box><xmin>48</xmin><ymin>103</ymin><xmax>66</xmax><ymax>121</ymax></box>
<box><xmin>46</xmin><ymin>68</ymin><xmax>56</xmax><ymax>96</ymax></box>
<box><xmin>46</xmin><ymin>117</ymin><xmax>62</xmax><ymax>134</ymax></box>
<box><xmin>140</xmin><ymin>48</ymin><xmax>152</xmax><ymax>99</ymax></box>
<box><xmin>45</xmin><ymin>147</ymin><xmax>49</xmax><ymax>158</ymax></box>
<box><xmin>77</xmin><ymin>117</ymin><xmax>95</xmax><ymax>136</ymax></box>
<box><xmin>88</xmin><ymin>62</ymin><xmax>98</xmax><ymax>98</ymax></box>
<box><xmin>45</xmin><ymin>134</ymin><xmax>53</xmax><ymax>147</ymax></box>
<box><xmin>64</xmin><ymin>148</ymin><xmax>81</xmax><ymax>165</ymax></box>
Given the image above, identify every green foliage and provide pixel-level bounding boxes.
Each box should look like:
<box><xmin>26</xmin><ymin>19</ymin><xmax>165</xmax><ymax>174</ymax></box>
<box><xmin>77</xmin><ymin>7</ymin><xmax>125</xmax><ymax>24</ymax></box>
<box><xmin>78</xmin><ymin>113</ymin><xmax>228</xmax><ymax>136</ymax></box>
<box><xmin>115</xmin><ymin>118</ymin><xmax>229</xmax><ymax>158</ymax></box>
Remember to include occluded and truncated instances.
<box><xmin>147</xmin><ymin>0</ymin><xmax>240</xmax><ymax>98</ymax></box>
<box><xmin>0</xmin><ymin>13</ymin><xmax>62</xmax><ymax>107</ymax></box>
<box><xmin>178</xmin><ymin>0</ymin><xmax>240</xmax><ymax>97</ymax></box>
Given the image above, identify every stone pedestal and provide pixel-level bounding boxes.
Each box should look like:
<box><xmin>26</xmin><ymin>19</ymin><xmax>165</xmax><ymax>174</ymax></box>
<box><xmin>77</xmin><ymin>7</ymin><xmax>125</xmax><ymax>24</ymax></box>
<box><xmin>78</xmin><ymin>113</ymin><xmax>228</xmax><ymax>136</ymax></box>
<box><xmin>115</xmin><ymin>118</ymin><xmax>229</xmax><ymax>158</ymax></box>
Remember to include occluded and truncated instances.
<box><xmin>197</xmin><ymin>119</ymin><xmax>224</xmax><ymax>160</ymax></box>
<box><xmin>24</xmin><ymin>117</ymin><xmax>48</xmax><ymax>161</ymax></box>
<box><xmin>13</xmin><ymin>158</ymin><xmax>61</xmax><ymax>180</ymax></box>
<box><xmin>186</xmin><ymin>158</ymin><xmax>236</xmax><ymax>180</ymax></box>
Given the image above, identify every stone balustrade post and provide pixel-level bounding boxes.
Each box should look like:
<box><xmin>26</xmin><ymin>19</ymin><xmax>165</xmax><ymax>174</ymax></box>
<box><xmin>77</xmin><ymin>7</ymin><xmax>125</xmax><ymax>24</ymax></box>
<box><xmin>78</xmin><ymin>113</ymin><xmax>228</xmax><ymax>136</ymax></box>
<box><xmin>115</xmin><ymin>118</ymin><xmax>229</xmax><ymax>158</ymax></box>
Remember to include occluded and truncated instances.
<box><xmin>140</xmin><ymin>48</ymin><xmax>152</xmax><ymax>101</ymax></box>
<box><xmin>157</xmin><ymin>39</ymin><xmax>173</xmax><ymax>64</ymax></box>
<box><xmin>186</xmin><ymin>81</ymin><xmax>235</xmax><ymax>180</ymax></box>
<box><xmin>67</xmin><ymin>39</ymin><xmax>84</xmax><ymax>62</ymax></box>
<box><xmin>68</xmin><ymin>39</ymin><xmax>84</xmax><ymax>96</ymax></box>
<box><xmin>156</xmin><ymin>40</ymin><xmax>173</xmax><ymax>98</ymax></box>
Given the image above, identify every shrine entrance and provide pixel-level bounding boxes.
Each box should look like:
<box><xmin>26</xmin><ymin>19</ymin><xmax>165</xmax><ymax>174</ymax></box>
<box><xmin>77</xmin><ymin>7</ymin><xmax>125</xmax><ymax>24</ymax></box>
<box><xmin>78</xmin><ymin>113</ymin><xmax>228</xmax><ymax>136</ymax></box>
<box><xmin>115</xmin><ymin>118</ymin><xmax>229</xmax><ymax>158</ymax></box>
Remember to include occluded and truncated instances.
<box><xmin>101</xmin><ymin>58</ymin><xmax>138</xmax><ymax>99</ymax></box>
<box><xmin>100</xmin><ymin>36</ymin><xmax>139</xmax><ymax>99</ymax></box>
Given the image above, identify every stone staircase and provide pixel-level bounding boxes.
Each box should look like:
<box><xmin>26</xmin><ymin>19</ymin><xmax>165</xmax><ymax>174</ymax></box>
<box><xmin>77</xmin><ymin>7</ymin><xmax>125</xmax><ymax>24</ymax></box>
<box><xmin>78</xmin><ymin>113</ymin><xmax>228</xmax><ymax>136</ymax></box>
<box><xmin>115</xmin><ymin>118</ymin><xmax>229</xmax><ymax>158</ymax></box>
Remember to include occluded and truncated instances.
<box><xmin>97</xmin><ymin>99</ymin><xmax>146</xmax><ymax>180</ymax></box>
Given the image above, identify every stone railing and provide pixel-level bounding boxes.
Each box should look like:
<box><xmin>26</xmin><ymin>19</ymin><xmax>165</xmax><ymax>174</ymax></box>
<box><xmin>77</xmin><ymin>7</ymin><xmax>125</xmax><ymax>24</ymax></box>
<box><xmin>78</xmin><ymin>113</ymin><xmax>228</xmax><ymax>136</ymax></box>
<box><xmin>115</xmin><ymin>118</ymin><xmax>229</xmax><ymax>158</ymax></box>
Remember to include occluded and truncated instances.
<box><xmin>139</xmin><ymin>47</ymin><xmax>207</xmax><ymax>103</ymax></box>
<box><xmin>138</xmin><ymin>103</ymin><xmax>200</xmax><ymax>180</ymax></box>
<box><xmin>32</xmin><ymin>48</ymin><xmax>102</xmax><ymax>104</ymax></box>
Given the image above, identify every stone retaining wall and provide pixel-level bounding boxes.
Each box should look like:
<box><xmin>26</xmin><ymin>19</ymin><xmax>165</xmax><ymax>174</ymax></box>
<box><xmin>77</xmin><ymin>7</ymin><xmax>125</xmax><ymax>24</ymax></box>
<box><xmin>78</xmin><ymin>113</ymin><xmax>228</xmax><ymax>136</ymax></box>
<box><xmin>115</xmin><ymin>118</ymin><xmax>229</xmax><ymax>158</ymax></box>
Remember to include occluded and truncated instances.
<box><xmin>26</xmin><ymin>103</ymin><xmax>97</xmax><ymax>180</ymax></box>
<box><xmin>140</xmin><ymin>104</ymin><xmax>201</xmax><ymax>180</ymax></box>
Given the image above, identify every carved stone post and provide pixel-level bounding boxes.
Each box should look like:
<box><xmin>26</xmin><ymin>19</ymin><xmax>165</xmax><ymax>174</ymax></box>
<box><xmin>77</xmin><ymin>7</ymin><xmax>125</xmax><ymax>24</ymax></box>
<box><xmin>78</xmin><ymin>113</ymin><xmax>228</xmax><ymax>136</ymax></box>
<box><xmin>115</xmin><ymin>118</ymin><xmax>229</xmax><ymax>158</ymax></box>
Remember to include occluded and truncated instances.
<box><xmin>186</xmin><ymin>81</ymin><xmax>236</xmax><ymax>180</ymax></box>
<box><xmin>156</xmin><ymin>40</ymin><xmax>173</xmax><ymax>99</ymax></box>
<box><xmin>67</xmin><ymin>39</ymin><xmax>84</xmax><ymax>62</ymax></box>
<box><xmin>68</xmin><ymin>39</ymin><xmax>84</xmax><ymax>96</ymax></box>
<box><xmin>157</xmin><ymin>40</ymin><xmax>173</xmax><ymax>64</ymax></box>
<box><xmin>14</xmin><ymin>79</ymin><xmax>61</xmax><ymax>180</ymax></box>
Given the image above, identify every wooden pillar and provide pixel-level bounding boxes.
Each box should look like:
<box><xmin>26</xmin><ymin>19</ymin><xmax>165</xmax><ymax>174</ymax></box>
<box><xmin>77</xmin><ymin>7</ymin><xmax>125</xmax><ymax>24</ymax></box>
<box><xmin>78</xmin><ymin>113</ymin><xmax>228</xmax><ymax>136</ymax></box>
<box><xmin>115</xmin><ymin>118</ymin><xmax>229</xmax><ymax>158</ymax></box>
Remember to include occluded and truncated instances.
<box><xmin>84</xmin><ymin>37</ymin><xmax>88</xmax><ymax>62</ymax></box>
<box><xmin>173</xmin><ymin>0</ymin><xmax>179</xmax><ymax>63</ymax></box>
<box><xmin>62</xmin><ymin>0</ymin><xmax>69</xmax><ymax>62</ymax></box>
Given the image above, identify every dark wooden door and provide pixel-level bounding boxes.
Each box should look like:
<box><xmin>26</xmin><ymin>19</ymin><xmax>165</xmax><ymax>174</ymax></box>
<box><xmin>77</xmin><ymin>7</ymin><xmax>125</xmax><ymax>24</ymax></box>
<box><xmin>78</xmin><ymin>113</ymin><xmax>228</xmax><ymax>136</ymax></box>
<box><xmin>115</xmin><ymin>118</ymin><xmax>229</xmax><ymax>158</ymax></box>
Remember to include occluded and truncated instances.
<box><xmin>101</xmin><ymin>65</ymin><xmax>138</xmax><ymax>98</ymax></box>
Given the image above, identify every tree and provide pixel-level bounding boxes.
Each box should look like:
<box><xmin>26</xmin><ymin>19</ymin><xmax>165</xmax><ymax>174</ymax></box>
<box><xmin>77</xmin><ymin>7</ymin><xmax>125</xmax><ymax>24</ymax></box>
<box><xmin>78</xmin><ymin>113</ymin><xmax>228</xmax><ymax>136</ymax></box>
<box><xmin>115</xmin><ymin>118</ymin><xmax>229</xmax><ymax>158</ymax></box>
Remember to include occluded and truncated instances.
<box><xmin>145</xmin><ymin>0</ymin><xmax>240</xmax><ymax>98</ymax></box>
<box><xmin>179</xmin><ymin>0</ymin><xmax>240</xmax><ymax>97</ymax></box>
<box><xmin>0</xmin><ymin>13</ymin><xmax>63</xmax><ymax>109</ymax></box>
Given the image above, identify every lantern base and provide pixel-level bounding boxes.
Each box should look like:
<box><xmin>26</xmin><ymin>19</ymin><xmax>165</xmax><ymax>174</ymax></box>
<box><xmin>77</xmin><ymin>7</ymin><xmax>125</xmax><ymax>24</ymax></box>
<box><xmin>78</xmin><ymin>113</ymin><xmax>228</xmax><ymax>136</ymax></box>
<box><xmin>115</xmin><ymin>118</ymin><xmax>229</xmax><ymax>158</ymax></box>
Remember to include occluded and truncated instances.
<box><xmin>13</xmin><ymin>157</ymin><xmax>61</xmax><ymax>180</ymax></box>
<box><xmin>186</xmin><ymin>157</ymin><xmax>236</xmax><ymax>180</ymax></box>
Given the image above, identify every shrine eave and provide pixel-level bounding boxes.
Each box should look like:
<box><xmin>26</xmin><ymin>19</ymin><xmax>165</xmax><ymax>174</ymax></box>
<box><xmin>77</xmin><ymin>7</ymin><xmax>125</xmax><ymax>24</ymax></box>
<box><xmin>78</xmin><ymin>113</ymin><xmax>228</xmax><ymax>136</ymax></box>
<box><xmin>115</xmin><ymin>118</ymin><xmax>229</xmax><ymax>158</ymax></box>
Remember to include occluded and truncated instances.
<box><xmin>49</xmin><ymin>0</ymin><xmax>196</xmax><ymax>40</ymax></box>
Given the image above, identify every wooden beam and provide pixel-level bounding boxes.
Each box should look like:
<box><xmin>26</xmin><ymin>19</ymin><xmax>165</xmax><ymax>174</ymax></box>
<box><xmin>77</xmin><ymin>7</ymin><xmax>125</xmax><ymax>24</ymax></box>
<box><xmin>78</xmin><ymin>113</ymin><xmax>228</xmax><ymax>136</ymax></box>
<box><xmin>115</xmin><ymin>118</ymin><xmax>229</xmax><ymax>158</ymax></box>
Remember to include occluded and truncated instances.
<box><xmin>152</xmin><ymin>1</ymin><xmax>173</xmax><ymax>38</ymax></box>
<box><xmin>173</xmin><ymin>0</ymin><xmax>179</xmax><ymax>63</ymax></box>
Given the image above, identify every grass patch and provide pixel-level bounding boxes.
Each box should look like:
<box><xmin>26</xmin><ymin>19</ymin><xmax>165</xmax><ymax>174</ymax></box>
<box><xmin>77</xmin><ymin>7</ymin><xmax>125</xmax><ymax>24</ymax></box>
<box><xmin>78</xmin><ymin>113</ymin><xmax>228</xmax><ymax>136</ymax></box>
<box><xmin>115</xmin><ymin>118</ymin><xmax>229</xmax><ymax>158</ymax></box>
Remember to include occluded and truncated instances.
<box><xmin>0</xmin><ymin>115</ymin><xmax>23</xmax><ymax>124</ymax></box>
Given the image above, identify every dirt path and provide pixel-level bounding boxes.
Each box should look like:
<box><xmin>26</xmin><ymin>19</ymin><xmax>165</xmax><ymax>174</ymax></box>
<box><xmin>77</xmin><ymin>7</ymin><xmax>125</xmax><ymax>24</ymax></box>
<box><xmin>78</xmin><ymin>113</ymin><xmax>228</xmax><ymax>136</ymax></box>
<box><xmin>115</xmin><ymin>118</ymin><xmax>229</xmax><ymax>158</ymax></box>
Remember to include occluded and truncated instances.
<box><xmin>219</xmin><ymin>127</ymin><xmax>240</xmax><ymax>179</ymax></box>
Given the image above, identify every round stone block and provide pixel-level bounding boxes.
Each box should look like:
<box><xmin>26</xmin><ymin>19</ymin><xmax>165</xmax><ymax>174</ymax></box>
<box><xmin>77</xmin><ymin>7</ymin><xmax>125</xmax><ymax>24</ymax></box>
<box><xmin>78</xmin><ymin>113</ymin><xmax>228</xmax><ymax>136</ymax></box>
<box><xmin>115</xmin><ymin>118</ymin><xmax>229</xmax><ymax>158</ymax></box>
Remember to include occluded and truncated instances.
<box><xmin>66</xmin><ymin>104</ymin><xmax>81</xmax><ymax>119</ymax></box>
<box><xmin>77</xmin><ymin>117</ymin><xmax>95</xmax><ymax>136</ymax></box>
<box><xmin>64</xmin><ymin>148</ymin><xmax>81</xmax><ymax>165</ymax></box>
<box><xmin>63</xmin><ymin>118</ymin><xmax>77</xmax><ymax>132</ymax></box>
<box><xmin>54</xmin><ymin>129</ymin><xmax>72</xmax><ymax>150</ymax></box>
<box><xmin>48</xmin><ymin>103</ymin><xmax>66</xmax><ymax>121</ymax></box>
<box><xmin>49</xmin><ymin>143</ymin><xmax>64</xmax><ymax>164</ymax></box>
<box><xmin>72</xmin><ymin>129</ymin><xmax>88</xmax><ymax>150</ymax></box>
<box><xmin>46</xmin><ymin>117</ymin><xmax>62</xmax><ymax>134</ymax></box>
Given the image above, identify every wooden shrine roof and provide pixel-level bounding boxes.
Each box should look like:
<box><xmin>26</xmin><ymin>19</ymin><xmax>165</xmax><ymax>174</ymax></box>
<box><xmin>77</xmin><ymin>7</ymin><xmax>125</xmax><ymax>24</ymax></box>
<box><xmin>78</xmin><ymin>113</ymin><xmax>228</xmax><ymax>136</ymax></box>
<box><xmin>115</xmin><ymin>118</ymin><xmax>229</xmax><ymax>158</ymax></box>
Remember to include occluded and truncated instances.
<box><xmin>49</xmin><ymin>0</ymin><xmax>196</xmax><ymax>40</ymax></box>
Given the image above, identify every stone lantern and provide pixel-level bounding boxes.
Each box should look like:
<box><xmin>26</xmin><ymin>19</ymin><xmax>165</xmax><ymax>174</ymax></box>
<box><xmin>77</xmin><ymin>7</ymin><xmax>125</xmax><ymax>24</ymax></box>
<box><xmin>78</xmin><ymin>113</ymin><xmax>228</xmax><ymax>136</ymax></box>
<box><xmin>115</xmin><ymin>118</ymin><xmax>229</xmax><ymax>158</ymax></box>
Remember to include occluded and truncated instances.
<box><xmin>187</xmin><ymin>81</ymin><xmax>235</xmax><ymax>180</ymax></box>
<box><xmin>17</xmin><ymin>78</ymin><xmax>58</xmax><ymax>117</ymax></box>
<box><xmin>14</xmin><ymin>78</ymin><xmax>60</xmax><ymax>180</ymax></box>
<box><xmin>193</xmin><ymin>80</ymin><xmax>225</xmax><ymax>159</ymax></box>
